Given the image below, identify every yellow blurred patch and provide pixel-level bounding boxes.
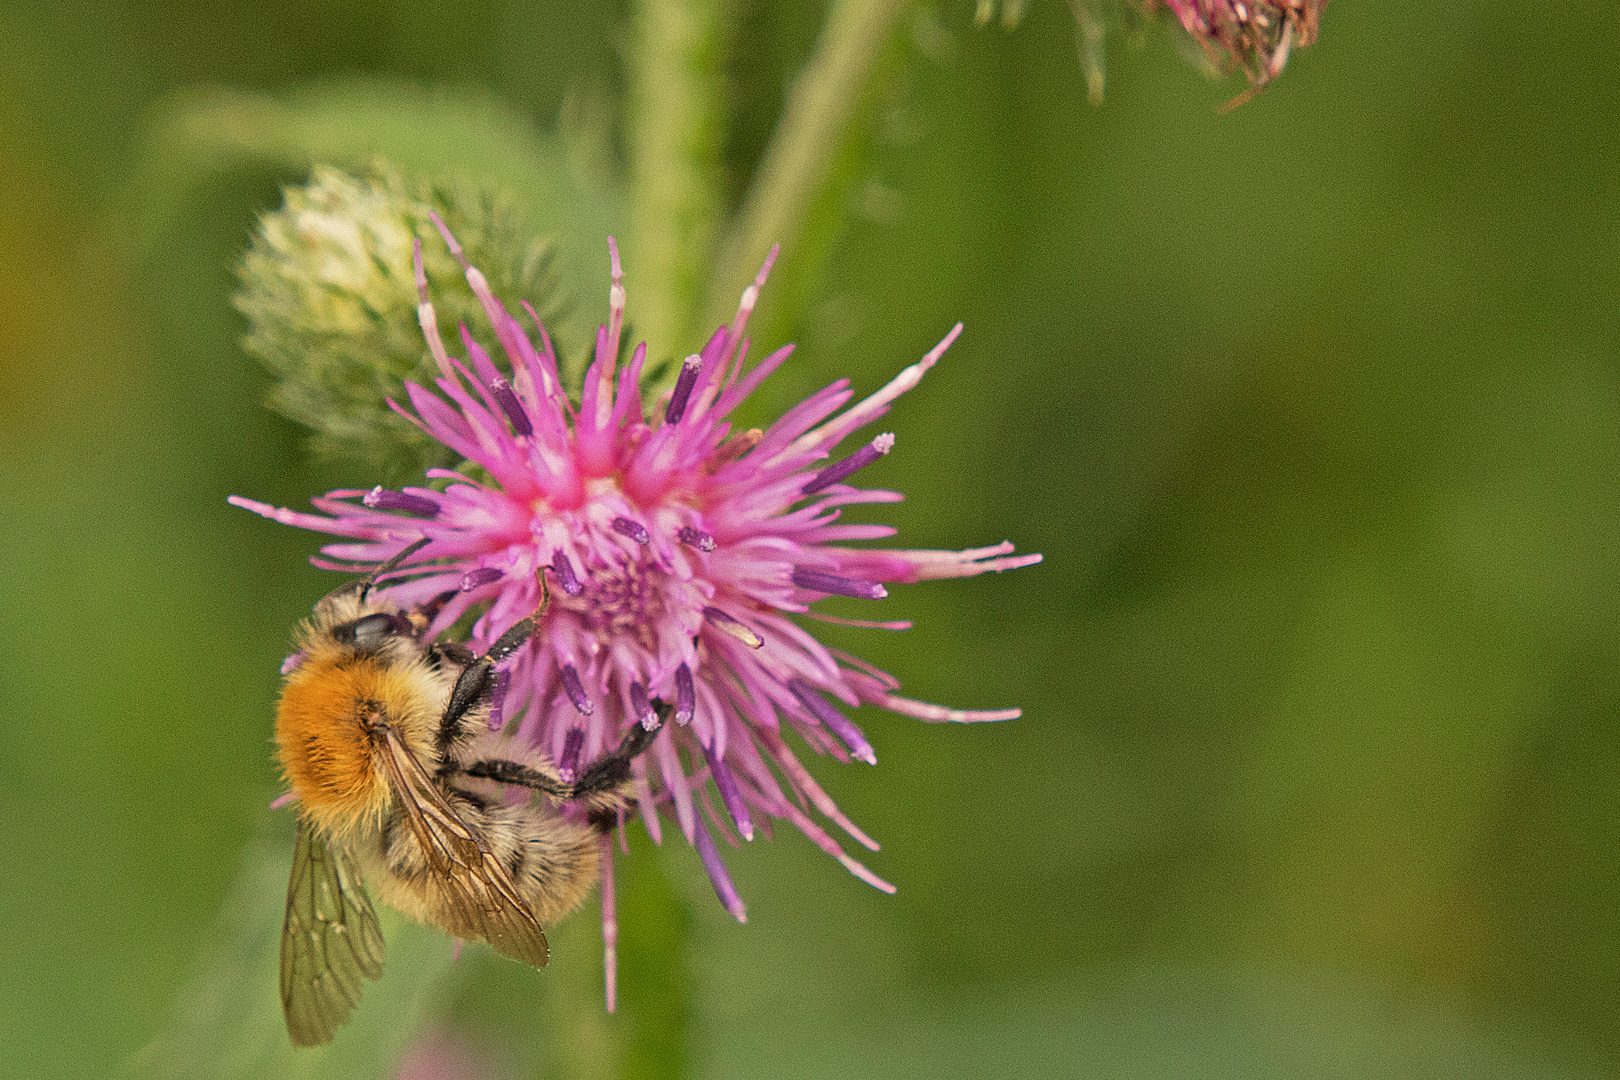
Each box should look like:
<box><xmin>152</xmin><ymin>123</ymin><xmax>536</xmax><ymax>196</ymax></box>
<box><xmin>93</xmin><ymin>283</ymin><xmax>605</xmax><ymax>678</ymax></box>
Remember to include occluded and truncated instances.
<box><xmin>0</xmin><ymin>92</ymin><xmax>83</xmax><ymax>443</ymax></box>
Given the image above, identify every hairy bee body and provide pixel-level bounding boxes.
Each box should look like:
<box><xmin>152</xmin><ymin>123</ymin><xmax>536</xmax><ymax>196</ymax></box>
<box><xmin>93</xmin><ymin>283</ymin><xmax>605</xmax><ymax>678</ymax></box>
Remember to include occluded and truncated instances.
<box><xmin>272</xmin><ymin>553</ymin><xmax>665</xmax><ymax>1046</ymax></box>
<box><xmin>359</xmin><ymin>779</ymin><xmax>604</xmax><ymax>934</ymax></box>
<box><xmin>277</xmin><ymin>591</ymin><xmax>444</xmax><ymax>842</ymax></box>
<box><xmin>277</xmin><ymin>591</ymin><xmax>607</xmax><ymax>930</ymax></box>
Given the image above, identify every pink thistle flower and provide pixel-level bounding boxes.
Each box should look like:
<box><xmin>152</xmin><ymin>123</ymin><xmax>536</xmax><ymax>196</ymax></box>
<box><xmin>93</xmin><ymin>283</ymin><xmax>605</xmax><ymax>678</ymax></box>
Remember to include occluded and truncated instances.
<box><xmin>231</xmin><ymin>218</ymin><xmax>1040</xmax><ymax>1007</ymax></box>
<box><xmin>1157</xmin><ymin>0</ymin><xmax>1327</xmax><ymax>102</ymax></box>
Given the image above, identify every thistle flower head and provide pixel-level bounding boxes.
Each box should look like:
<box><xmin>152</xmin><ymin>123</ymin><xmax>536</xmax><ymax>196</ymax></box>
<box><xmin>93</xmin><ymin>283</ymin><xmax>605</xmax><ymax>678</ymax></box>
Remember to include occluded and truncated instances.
<box><xmin>1156</xmin><ymin>0</ymin><xmax>1327</xmax><ymax>95</ymax></box>
<box><xmin>232</xmin><ymin>222</ymin><xmax>1040</xmax><ymax>1007</ymax></box>
<box><xmin>974</xmin><ymin>2</ymin><xmax>1323</xmax><ymax>107</ymax></box>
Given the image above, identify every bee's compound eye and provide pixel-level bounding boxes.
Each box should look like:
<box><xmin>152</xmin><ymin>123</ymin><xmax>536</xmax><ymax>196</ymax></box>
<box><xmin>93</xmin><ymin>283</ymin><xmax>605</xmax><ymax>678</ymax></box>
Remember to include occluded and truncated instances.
<box><xmin>335</xmin><ymin>612</ymin><xmax>404</xmax><ymax>649</ymax></box>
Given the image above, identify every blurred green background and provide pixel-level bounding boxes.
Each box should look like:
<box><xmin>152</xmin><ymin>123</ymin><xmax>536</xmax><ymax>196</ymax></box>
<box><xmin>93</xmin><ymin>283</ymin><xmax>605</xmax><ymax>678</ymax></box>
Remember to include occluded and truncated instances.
<box><xmin>3</xmin><ymin>1</ymin><xmax>1619</xmax><ymax>1077</ymax></box>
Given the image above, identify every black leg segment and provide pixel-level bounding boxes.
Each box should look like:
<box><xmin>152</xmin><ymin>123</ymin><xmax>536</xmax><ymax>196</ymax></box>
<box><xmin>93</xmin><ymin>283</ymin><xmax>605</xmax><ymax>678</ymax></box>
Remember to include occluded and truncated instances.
<box><xmin>438</xmin><ymin>616</ymin><xmax>538</xmax><ymax>748</ymax></box>
<box><xmin>568</xmin><ymin>699</ymin><xmax>671</xmax><ymax>800</ymax></box>
<box><xmin>430</xmin><ymin>641</ymin><xmax>476</xmax><ymax>669</ymax></box>
<box><xmin>461</xmin><ymin>758</ymin><xmax>572</xmax><ymax>798</ymax></box>
<box><xmin>457</xmin><ymin>699</ymin><xmax>670</xmax><ymax>804</ymax></box>
<box><xmin>487</xmin><ymin>616</ymin><xmax>536</xmax><ymax>663</ymax></box>
<box><xmin>439</xmin><ymin>662</ymin><xmax>492</xmax><ymax>748</ymax></box>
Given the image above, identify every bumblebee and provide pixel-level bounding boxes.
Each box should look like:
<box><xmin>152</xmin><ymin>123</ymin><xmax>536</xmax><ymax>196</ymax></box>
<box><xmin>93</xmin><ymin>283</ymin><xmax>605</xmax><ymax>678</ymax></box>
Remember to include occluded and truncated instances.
<box><xmin>274</xmin><ymin>538</ymin><xmax>666</xmax><ymax>1046</ymax></box>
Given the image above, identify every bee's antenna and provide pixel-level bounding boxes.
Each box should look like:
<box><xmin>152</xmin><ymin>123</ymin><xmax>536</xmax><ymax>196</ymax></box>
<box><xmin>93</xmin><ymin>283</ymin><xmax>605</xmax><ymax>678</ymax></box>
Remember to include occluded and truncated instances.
<box><xmin>534</xmin><ymin>564</ymin><xmax>551</xmax><ymax>619</ymax></box>
<box><xmin>356</xmin><ymin>536</ymin><xmax>433</xmax><ymax>601</ymax></box>
<box><xmin>315</xmin><ymin>536</ymin><xmax>433</xmax><ymax>607</ymax></box>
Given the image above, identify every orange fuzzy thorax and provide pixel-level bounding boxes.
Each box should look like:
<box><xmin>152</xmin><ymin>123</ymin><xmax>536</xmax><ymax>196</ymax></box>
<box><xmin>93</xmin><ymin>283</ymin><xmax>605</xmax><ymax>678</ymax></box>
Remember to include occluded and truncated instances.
<box><xmin>276</xmin><ymin>651</ymin><xmax>439</xmax><ymax>840</ymax></box>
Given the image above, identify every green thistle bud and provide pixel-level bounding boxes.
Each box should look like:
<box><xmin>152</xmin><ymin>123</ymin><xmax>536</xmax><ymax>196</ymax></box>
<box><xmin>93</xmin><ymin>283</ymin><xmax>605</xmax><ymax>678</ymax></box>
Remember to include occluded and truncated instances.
<box><xmin>235</xmin><ymin>165</ymin><xmax>564</xmax><ymax>478</ymax></box>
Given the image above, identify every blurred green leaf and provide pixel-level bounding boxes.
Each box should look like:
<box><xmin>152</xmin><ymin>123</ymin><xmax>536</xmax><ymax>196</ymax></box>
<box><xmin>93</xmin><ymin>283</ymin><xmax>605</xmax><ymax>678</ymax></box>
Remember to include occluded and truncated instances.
<box><xmin>128</xmin><ymin>820</ymin><xmax>462</xmax><ymax>1080</ymax></box>
<box><xmin>702</xmin><ymin>967</ymin><xmax>1608</xmax><ymax>1080</ymax></box>
<box><xmin>125</xmin><ymin>79</ymin><xmax>618</xmax><ymax>328</ymax></box>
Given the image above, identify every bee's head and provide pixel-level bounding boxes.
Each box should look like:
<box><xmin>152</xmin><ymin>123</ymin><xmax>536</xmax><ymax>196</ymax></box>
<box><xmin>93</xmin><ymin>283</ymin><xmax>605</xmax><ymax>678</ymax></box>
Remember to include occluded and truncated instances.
<box><xmin>330</xmin><ymin>610</ymin><xmax>417</xmax><ymax>650</ymax></box>
<box><xmin>283</xmin><ymin>537</ymin><xmax>437</xmax><ymax>672</ymax></box>
<box><xmin>304</xmin><ymin>589</ymin><xmax>424</xmax><ymax>651</ymax></box>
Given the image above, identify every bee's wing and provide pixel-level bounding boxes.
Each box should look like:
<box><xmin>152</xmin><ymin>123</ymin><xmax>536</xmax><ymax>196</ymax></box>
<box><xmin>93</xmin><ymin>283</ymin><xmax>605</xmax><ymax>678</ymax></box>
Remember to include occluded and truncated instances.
<box><xmin>279</xmin><ymin>818</ymin><xmax>387</xmax><ymax>1047</ymax></box>
<box><xmin>375</xmin><ymin>725</ymin><xmax>551</xmax><ymax>968</ymax></box>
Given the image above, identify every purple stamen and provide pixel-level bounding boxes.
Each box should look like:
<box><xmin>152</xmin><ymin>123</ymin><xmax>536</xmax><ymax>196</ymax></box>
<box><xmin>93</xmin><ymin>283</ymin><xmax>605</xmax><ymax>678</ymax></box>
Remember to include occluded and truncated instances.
<box><xmin>489</xmin><ymin>377</ymin><xmax>534</xmax><ymax>437</ymax></box>
<box><xmin>790</xmin><ymin>568</ymin><xmax>888</xmax><ymax>600</ymax></box>
<box><xmin>694</xmin><ymin>814</ymin><xmax>747</xmax><ymax>923</ymax></box>
<box><xmin>487</xmin><ymin>669</ymin><xmax>510</xmax><ymax>730</ymax></box>
<box><xmin>703</xmin><ymin>606</ymin><xmax>764</xmax><ymax>649</ymax></box>
<box><xmin>557</xmin><ymin>728</ymin><xmax>585</xmax><ymax>783</ymax></box>
<box><xmin>629</xmin><ymin>681</ymin><xmax>658</xmax><ymax>730</ymax></box>
<box><xmin>789</xmin><ymin>679</ymin><xmax>877</xmax><ymax>765</ymax></box>
<box><xmin>549</xmin><ymin>550</ymin><xmax>583</xmax><ymax>596</ymax></box>
<box><xmin>560</xmin><ymin>664</ymin><xmax>594</xmax><ymax>715</ymax></box>
<box><xmin>362</xmin><ymin>486</ymin><xmax>440</xmax><ymax>517</ymax></box>
<box><xmin>702</xmin><ymin>743</ymin><xmax>755</xmax><ymax>841</ymax></box>
<box><xmin>678</xmin><ymin>525</ymin><xmax>716</xmax><ymax>552</ymax></box>
<box><xmin>665</xmin><ymin>355</ymin><xmax>702</xmax><ymax>424</ymax></box>
<box><xmin>461</xmin><ymin>566</ymin><xmax>503</xmax><ymax>591</ymax></box>
<box><xmin>674</xmin><ymin>664</ymin><xmax>695</xmax><ymax>725</ymax></box>
<box><xmin>802</xmin><ymin>432</ymin><xmax>895</xmax><ymax>495</ymax></box>
<box><xmin>611</xmin><ymin>516</ymin><xmax>650</xmax><ymax>544</ymax></box>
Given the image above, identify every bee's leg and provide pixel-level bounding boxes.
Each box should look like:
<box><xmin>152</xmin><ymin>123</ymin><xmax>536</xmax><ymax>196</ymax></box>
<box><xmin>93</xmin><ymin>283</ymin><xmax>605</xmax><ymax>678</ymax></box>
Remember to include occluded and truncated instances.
<box><xmin>415</xmin><ymin>589</ymin><xmax>461</xmax><ymax>630</ymax></box>
<box><xmin>429</xmin><ymin>640</ymin><xmax>476</xmax><ymax>670</ymax></box>
<box><xmin>456</xmin><ymin>701</ymin><xmax>669</xmax><ymax>829</ymax></box>
<box><xmin>437</xmin><ymin>575</ymin><xmax>552</xmax><ymax>747</ymax></box>
<box><xmin>417</xmin><ymin>591</ymin><xmax>470</xmax><ymax>667</ymax></box>
<box><xmin>438</xmin><ymin>615</ymin><xmax>537</xmax><ymax>749</ymax></box>
<box><xmin>459</xmin><ymin>758</ymin><xmax>572</xmax><ymax>797</ymax></box>
<box><xmin>566</xmin><ymin>700</ymin><xmax>671</xmax><ymax>801</ymax></box>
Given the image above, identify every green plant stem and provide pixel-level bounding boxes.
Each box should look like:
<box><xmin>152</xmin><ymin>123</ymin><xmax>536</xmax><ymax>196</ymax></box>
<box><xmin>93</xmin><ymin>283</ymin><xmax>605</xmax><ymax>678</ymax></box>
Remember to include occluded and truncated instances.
<box><xmin>705</xmin><ymin>0</ymin><xmax>913</xmax><ymax>329</ymax></box>
<box><xmin>626</xmin><ymin>0</ymin><xmax>726</xmax><ymax>362</ymax></box>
